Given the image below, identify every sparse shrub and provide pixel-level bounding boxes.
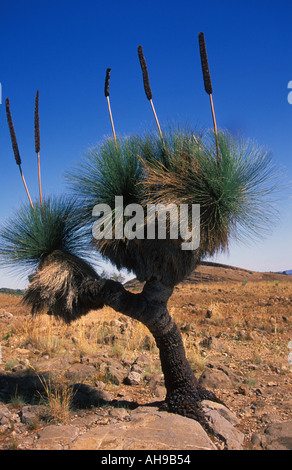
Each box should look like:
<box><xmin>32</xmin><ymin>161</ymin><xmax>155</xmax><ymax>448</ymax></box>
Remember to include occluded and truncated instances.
<box><xmin>36</xmin><ymin>373</ymin><xmax>75</xmax><ymax>424</ymax></box>
<box><xmin>244</xmin><ymin>375</ymin><xmax>258</xmax><ymax>389</ymax></box>
<box><xmin>5</xmin><ymin>359</ymin><xmax>19</xmax><ymax>371</ymax></box>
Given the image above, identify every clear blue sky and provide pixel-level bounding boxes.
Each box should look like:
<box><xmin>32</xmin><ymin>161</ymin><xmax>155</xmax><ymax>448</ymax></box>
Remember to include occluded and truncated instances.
<box><xmin>0</xmin><ymin>0</ymin><xmax>292</xmax><ymax>288</ymax></box>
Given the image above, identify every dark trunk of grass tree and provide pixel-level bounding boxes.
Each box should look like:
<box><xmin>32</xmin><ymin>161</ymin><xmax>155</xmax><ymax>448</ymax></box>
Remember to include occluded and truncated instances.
<box><xmin>79</xmin><ymin>274</ymin><xmax>220</xmax><ymax>428</ymax></box>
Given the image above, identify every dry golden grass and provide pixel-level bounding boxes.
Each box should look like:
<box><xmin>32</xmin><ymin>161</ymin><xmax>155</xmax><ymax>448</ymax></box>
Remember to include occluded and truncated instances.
<box><xmin>1</xmin><ymin>279</ymin><xmax>291</xmax><ymax>372</ymax></box>
<box><xmin>35</xmin><ymin>371</ymin><xmax>75</xmax><ymax>424</ymax></box>
<box><xmin>171</xmin><ymin>284</ymin><xmax>288</xmax><ymax>383</ymax></box>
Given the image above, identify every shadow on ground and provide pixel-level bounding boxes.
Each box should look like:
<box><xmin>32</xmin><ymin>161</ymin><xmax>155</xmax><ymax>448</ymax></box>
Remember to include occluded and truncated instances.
<box><xmin>0</xmin><ymin>371</ymin><xmax>160</xmax><ymax>411</ymax></box>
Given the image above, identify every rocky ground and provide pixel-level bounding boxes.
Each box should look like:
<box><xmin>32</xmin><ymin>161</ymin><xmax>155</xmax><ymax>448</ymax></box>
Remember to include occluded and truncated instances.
<box><xmin>0</xmin><ymin>263</ymin><xmax>292</xmax><ymax>451</ymax></box>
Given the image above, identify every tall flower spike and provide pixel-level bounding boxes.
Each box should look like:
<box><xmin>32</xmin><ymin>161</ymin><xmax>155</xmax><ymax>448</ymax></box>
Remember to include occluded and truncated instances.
<box><xmin>198</xmin><ymin>32</ymin><xmax>213</xmax><ymax>95</ymax></box>
<box><xmin>137</xmin><ymin>45</ymin><xmax>153</xmax><ymax>101</ymax></box>
<box><xmin>104</xmin><ymin>68</ymin><xmax>111</xmax><ymax>98</ymax></box>
<box><xmin>198</xmin><ymin>32</ymin><xmax>220</xmax><ymax>164</ymax></box>
<box><xmin>5</xmin><ymin>98</ymin><xmax>34</xmax><ymax>208</ymax></box>
<box><xmin>104</xmin><ymin>68</ymin><xmax>117</xmax><ymax>147</ymax></box>
<box><xmin>6</xmin><ymin>98</ymin><xmax>21</xmax><ymax>166</ymax></box>
<box><xmin>34</xmin><ymin>90</ymin><xmax>41</xmax><ymax>153</ymax></box>
<box><xmin>137</xmin><ymin>45</ymin><xmax>163</xmax><ymax>140</ymax></box>
<box><xmin>34</xmin><ymin>90</ymin><xmax>43</xmax><ymax>211</ymax></box>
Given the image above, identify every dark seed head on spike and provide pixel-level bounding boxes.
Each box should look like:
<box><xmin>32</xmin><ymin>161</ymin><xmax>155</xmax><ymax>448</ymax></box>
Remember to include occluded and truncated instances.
<box><xmin>138</xmin><ymin>45</ymin><xmax>153</xmax><ymax>101</ymax></box>
<box><xmin>198</xmin><ymin>32</ymin><xmax>213</xmax><ymax>95</ymax></box>
<box><xmin>104</xmin><ymin>68</ymin><xmax>111</xmax><ymax>97</ymax></box>
<box><xmin>34</xmin><ymin>90</ymin><xmax>40</xmax><ymax>154</ymax></box>
<box><xmin>104</xmin><ymin>69</ymin><xmax>111</xmax><ymax>97</ymax></box>
<box><xmin>5</xmin><ymin>98</ymin><xmax>21</xmax><ymax>166</ymax></box>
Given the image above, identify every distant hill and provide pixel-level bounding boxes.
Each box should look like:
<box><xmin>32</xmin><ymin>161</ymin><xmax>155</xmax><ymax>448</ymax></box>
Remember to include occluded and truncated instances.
<box><xmin>188</xmin><ymin>262</ymin><xmax>292</xmax><ymax>284</ymax></box>
<box><xmin>0</xmin><ymin>263</ymin><xmax>291</xmax><ymax>297</ymax></box>
<box><xmin>278</xmin><ymin>270</ymin><xmax>292</xmax><ymax>275</ymax></box>
<box><xmin>125</xmin><ymin>261</ymin><xmax>292</xmax><ymax>290</ymax></box>
<box><xmin>0</xmin><ymin>287</ymin><xmax>24</xmax><ymax>297</ymax></box>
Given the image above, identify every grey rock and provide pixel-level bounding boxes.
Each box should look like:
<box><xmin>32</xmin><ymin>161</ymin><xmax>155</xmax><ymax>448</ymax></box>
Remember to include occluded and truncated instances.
<box><xmin>65</xmin><ymin>363</ymin><xmax>97</xmax><ymax>381</ymax></box>
<box><xmin>71</xmin><ymin>407</ymin><xmax>216</xmax><ymax>450</ymax></box>
<box><xmin>0</xmin><ymin>406</ymin><xmax>21</xmax><ymax>434</ymax></box>
<box><xmin>200</xmin><ymin>400</ymin><xmax>244</xmax><ymax>450</ymax></box>
<box><xmin>124</xmin><ymin>371</ymin><xmax>143</xmax><ymax>386</ymax></box>
<box><xmin>72</xmin><ymin>383</ymin><xmax>113</xmax><ymax>408</ymax></box>
<box><xmin>70</xmin><ymin>411</ymin><xmax>106</xmax><ymax>428</ymax></box>
<box><xmin>152</xmin><ymin>384</ymin><xmax>166</xmax><ymax>400</ymax></box>
<box><xmin>109</xmin><ymin>408</ymin><xmax>130</xmax><ymax>420</ymax></box>
<box><xmin>99</xmin><ymin>359</ymin><xmax>128</xmax><ymax>385</ymax></box>
<box><xmin>106</xmin><ymin>365</ymin><xmax>126</xmax><ymax>385</ymax></box>
<box><xmin>251</xmin><ymin>432</ymin><xmax>267</xmax><ymax>449</ymax></box>
<box><xmin>20</xmin><ymin>405</ymin><xmax>44</xmax><ymax>425</ymax></box>
<box><xmin>133</xmin><ymin>355</ymin><xmax>151</xmax><ymax>367</ymax></box>
<box><xmin>201</xmin><ymin>400</ymin><xmax>240</xmax><ymax>426</ymax></box>
<box><xmin>147</xmin><ymin>373</ymin><xmax>164</xmax><ymax>389</ymax></box>
<box><xmin>95</xmin><ymin>380</ymin><xmax>106</xmax><ymax>390</ymax></box>
<box><xmin>200</xmin><ymin>336</ymin><xmax>221</xmax><ymax>351</ymax></box>
<box><xmin>252</xmin><ymin>421</ymin><xmax>292</xmax><ymax>450</ymax></box>
<box><xmin>0</xmin><ymin>406</ymin><xmax>11</xmax><ymax>425</ymax></box>
<box><xmin>130</xmin><ymin>363</ymin><xmax>144</xmax><ymax>374</ymax></box>
<box><xmin>35</xmin><ymin>424</ymin><xmax>80</xmax><ymax>450</ymax></box>
<box><xmin>146</xmin><ymin>373</ymin><xmax>166</xmax><ymax>399</ymax></box>
<box><xmin>199</xmin><ymin>368</ymin><xmax>234</xmax><ymax>390</ymax></box>
<box><xmin>259</xmin><ymin>413</ymin><xmax>280</xmax><ymax>425</ymax></box>
<box><xmin>217</xmin><ymin>365</ymin><xmax>243</xmax><ymax>384</ymax></box>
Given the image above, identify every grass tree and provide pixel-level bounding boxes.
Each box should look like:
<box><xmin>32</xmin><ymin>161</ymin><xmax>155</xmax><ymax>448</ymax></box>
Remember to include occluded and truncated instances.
<box><xmin>0</xmin><ymin>37</ymin><xmax>280</xmax><ymax>429</ymax></box>
<box><xmin>64</xmin><ymin>129</ymin><xmax>278</xmax><ymax>422</ymax></box>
